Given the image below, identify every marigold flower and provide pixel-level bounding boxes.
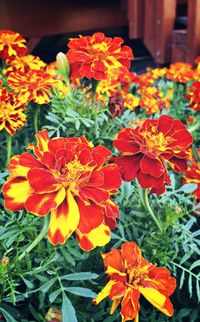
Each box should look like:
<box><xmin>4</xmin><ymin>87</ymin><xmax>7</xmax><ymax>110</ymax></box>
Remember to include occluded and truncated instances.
<box><xmin>166</xmin><ymin>62</ymin><xmax>194</xmax><ymax>83</ymax></box>
<box><xmin>109</xmin><ymin>92</ymin><xmax>124</xmax><ymax>117</ymax></box>
<box><xmin>186</xmin><ymin>81</ymin><xmax>200</xmax><ymax>111</ymax></box>
<box><xmin>147</xmin><ymin>67</ymin><xmax>167</xmax><ymax>79</ymax></box>
<box><xmin>5</xmin><ymin>55</ymin><xmax>46</xmax><ymax>74</ymax></box>
<box><xmin>138</xmin><ymin>86</ymin><xmax>170</xmax><ymax>114</ymax></box>
<box><xmin>45</xmin><ymin>308</ymin><xmax>62</xmax><ymax>322</ymax></box>
<box><xmin>113</xmin><ymin>115</ymin><xmax>193</xmax><ymax>194</ymax></box>
<box><xmin>7</xmin><ymin>70</ymin><xmax>60</xmax><ymax>104</ymax></box>
<box><xmin>67</xmin><ymin>32</ymin><xmax>133</xmax><ymax>81</ymax></box>
<box><xmin>183</xmin><ymin>161</ymin><xmax>200</xmax><ymax>200</ymax></box>
<box><xmin>0</xmin><ymin>29</ymin><xmax>27</xmax><ymax>60</ymax></box>
<box><xmin>0</xmin><ymin>88</ymin><xmax>26</xmax><ymax>135</ymax></box>
<box><xmin>3</xmin><ymin>130</ymin><xmax>121</xmax><ymax>250</ymax></box>
<box><xmin>93</xmin><ymin>241</ymin><xmax>176</xmax><ymax>322</ymax></box>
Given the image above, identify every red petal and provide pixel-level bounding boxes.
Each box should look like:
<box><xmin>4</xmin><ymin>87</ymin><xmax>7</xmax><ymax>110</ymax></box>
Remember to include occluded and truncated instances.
<box><xmin>140</xmin><ymin>156</ymin><xmax>165</xmax><ymax>178</ymax></box>
<box><xmin>115</xmin><ymin>155</ymin><xmax>142</xmax><ymax>181</ymax></box>
<box><xmin>121</xmin><ymin>242</ymin><xmax>142</xmax><ymax>266</ymax></box>
<box><xmin>103</xmin><ymin>248</ymin><xmax>123</xmax><ymax>271</ymax></box>
<box><xmin>114</xmin><ymin>139</ymin><xmax>140</xmax><ymax>154</ymax></box>
<box><xmin>27</xmin><ymin>168</ymin><xmax>60</xmax><ymax>193</ymax></box>
<box><xmin>99</xmin><ymin>164</ymin><xmax>122</xmax><ymax>190</ymax></box>
<box><xmin>80</xmin><ymin>186</ymin><xmax>109</xmax><ymax>203</ymax></box>
<box><xmin>121</xmin><ymin>288</ymin><xmax>140</xmax><ymax>321</ymax></box>
<box><xmin>77</xmin><ymin>198</ymin><xmax>104</xmax><ymax>233</ymax></box>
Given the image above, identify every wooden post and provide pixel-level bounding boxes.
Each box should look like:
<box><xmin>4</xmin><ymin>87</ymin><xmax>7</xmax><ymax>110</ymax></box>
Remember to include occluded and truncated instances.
<box><xmin>186</xmin><ymin>0</ymin><xmax>200</xmax><ymax>64</ymax></box>
<box><xmin>144</xmin><ymin>0</ymin><xmax>176</xmax><ymax>64</ymax></box>
<box><xmin>128</xmin><ymin>0</ymin><xmax>144</xmax><ymax>39</ymax></box>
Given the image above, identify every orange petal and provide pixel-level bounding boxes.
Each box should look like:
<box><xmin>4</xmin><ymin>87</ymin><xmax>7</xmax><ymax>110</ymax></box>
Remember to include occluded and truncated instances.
<box><xmin>120</xmin><ymin>288</ymin><xmax>140</xmax><ymax>321</ymax></box>
<box><xmin>93</xmin><ymin>280</ymin><xmax>116</xmax><ymax>305</ymax></box>
<box><xmin>48</xmin><ymin>189</ymin><xmax>80</xmax><ymax>245</ymax></box>
<box><xmin>121</xmin><ymin>242</ymin><xmax>142</xmax><ymax>267</ymax></box>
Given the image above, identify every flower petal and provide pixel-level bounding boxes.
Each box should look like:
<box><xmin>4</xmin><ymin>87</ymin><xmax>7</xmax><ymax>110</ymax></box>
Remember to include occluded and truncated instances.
<box><xmin>93</xmin><ymin>280</ymin><xmax>116</xmax><ymax>305</ymax></box>
<box><xmin>48</xmin><ymin>189</ymin><xmax>80</xmax><ymax>245</ymax></box>
<box><xmin>27</xmin><ymin>168</ymin><xmax>60</xmax><ymax>193</ymax></box>
<box><xmin>76</xmin><ymin>223</ymin><xmax>110</xmax><ymax>251</ymax></box>
<box><xmin>139</xmin><ymin>287</ymin><xmax>174</xmax><ymax>317</ymax></box>
<box><xmin>140</xmin><ymin>156</ymin><xmax>165</xmax><ymax>178</ymax></box>
<box><xmin>3</xmin><ymin>178</ymin><xmax>32</xmax><ymax>211</ymax></box>
<box><xmin>102</xmin><ymin>248</ymin><xmax>123</xmax><ymax>271</ymax></box>
<box><xmin>120</xmin><ymin>288</ymin><xmax>140</xmax><ymax>321</ymax></box>
<box><xmin>115</xmin><ymin>155</ymin><xmax>142</xmax><ymax>181</ymax></box>
<box><xmin>121</xmin><ymin>242</ymin><xmax>142</xmax><ymax>266</ymax></box>
<box><xmin>25</xmin><ymin>187</ymin><xmax>66</xmax><ymax>216</ymax></box>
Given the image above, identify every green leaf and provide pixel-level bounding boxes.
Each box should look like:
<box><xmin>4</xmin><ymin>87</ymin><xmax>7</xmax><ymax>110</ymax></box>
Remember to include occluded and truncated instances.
<box><xmin>190</xmin><ymin>260</ymin><xmax>200</xmax><ymax>271</ymax></box>
<box><xmin>38</xmin><ymin>277</ymin><xmax>57</xmax><ymax>293</ymax></box>
<box><xmin>62</xmin><ymin>293</ymin><xmax>77</xmax><ymax>322</ymax></box>
<box><xmin>49</xmin><ymin>289</ymin><xmax>62</xmax><ymax>303</ymax></box>
<box><xmin>179</xmin><ymin>183</ymin><xmax>198</xmax><ymax>193</ymax></box>
<box><xmin>61</xmin><ymin>272</ymin><xmax>98</xmax><ymax>281</ymax></box>
<box><xmin>64</xmin><ymin>287</ymin><xmax>97</xmax><ymax>298</ymax></box>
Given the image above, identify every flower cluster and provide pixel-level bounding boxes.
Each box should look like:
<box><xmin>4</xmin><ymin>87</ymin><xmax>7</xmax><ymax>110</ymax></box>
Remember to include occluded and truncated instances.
<box><xmin>94</xmin><ymin>242</ymin><xmax>176</xmax><ymax>321</ymax></box>
<box><xmin>3</xmin><ymin>130</ymin><xmax>121</xmax><ymax>250</ymax></box>
<box><xmin>0</xmin><ymin>30</ymin><xmax>27</xmax><ymax>59</ymax></box>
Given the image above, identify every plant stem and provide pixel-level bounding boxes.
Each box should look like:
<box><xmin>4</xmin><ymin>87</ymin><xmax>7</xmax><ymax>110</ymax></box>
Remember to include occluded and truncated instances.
<box><xmin>143</xmin><ymin>189</ymin><xmax>163</xmax><ymax>232</ymax></box>
<box><xmin>18</xmin><ymin>217</ymin><xmax>49</xmax><ymax>262</ymax></box>
<box><xmin>5</xmin><ymin>131</ymin><xmax>12</xmax><ymax>167</ymax></box>
<box><xmin>33</xmin><ymin>105</ymin><xmax>40</xmax><ymax>133</ymax></box>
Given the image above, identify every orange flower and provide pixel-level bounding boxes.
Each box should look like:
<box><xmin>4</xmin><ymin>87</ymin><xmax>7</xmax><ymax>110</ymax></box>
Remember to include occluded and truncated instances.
<box><xmin>147</xmin><ymin>67</ymin><xmax>167</xmax><ymax>79</ymax></box>
<box><xmin>0</xmin><ymin>30</ymin><xmax>27</xmax><ymax>60</ymax></box>
<box><xmin>67</xmin><ymin>32</ymin><xmax>133</xmax><ymax>81</ymax></box>
<box><xmin>138</xmin><ymin>86</ymin><xmax>170</xmax><ymax>114</ymax></box>
<box><xmin>3</xmin><ymin>130</ymin><xmax>121</xmax><ymax>250</ymax></box>
<box><xmin>186</xmin><ymin>81</ymin><xmax>200</xmax><ymax>111</ymax></box>
<box><xmin>45</xmin><ymin>308</ymin><xmax>62</xmax><ymax>322</ymax></box>
<box><xmin>166</xmin><ymin>62</ymin><xmax>194</xmax><ymax>83</ymax></box>
<box><xmin>0</xmin><ymin>88</ymin><xmax>26</xmax><ymax>135</ymax></box>
<box><xmin>5</xmin><ymin>55</ymin><xmax>46</xmax><ymax>74</ymax></box>
<box><xmin>113</xmin><ymin>115</ymin><xmax>193</xmax><ymax>194</ymax></box>
<box><xmin>121</xmin><ymin>91</ymin><xmax>140</xmax><ymax>111</ymax></box>
<box><xmin>7</xmin><ymin>70</ymin><xmax>60</xmax><ymax>104</ymax></box>
<box><xmin>183</xmin><ymin>160</ymin><xmax>200</xmax><ymax>200</ymax></box>
<box><xmin>93</xmin><ymin>242</ymin><xmax>176</xmax><ymax>322</ymax></box>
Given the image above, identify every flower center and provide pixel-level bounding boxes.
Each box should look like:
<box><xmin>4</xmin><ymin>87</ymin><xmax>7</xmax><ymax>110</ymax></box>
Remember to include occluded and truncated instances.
<box><xmin>92</xmin><ymin>42</ymin><xmax>109</xmax><ymax>53</ymax></box>
<box><xmin>126</xmin><ymin>264</ymin><xmax>151</xmax><ymax>287</ymax></box>
<box><xmin>140</xmin><ymin>126</ymin><xmax>175</xmax><ymax>154</ymax></box>
<box><xmin>61</xmin><ymin>159</ymin><xmax>91</xmax><ymax>183</ymax></box>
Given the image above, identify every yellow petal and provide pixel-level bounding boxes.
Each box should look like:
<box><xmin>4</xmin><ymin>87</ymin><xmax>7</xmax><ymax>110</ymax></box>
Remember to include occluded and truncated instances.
<box><xmin>77</xmin><ymin>223</ymin><xmax>110</xmax><ymax>250</ymax></box>
<box><xmin>139</xmin><ymin>287</ymin><xmax>171</xmax><ymax>316</ymax></box>
<box><xmin>110</xmin><ymin>298</ymin><xmax>121</xmax><ymax>314</ymax></box>
<box><xmin>48</xmin><ymin>189</ymin><xmax>80</xmax><ymax>245</ymax></box>
<box><xmin>93</xmin><ymin>280</ymin><xmax>116</xmax><ymax>305</ymax></box>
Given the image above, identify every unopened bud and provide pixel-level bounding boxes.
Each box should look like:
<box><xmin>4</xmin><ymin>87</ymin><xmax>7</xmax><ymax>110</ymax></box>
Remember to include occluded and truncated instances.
<box><xmin>45</xmin><ymin>308</ymin><xmax>62</xmax><ymax>322</ymax></box>
<box><xmin>56</xmin><ymin>52</ymin><xmax>70</xmax><ymax>81</ymax></box>
<box><xmin>108</xmin><ymin>92</ymin><xmax>124</xmax><ymax>118</ymax></box>
<box><xmin>1</xmin><ymin>256</ymin><xmax>9</xmax><ymax>267</ymax></box>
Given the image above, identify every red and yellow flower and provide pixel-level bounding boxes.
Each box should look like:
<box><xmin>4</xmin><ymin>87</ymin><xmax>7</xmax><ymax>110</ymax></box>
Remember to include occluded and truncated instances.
<box><xmin>7</xmin><ymin>70</ymin><xmax>60</xmax><ymax>104</ymax></box>
<box><xmin>93</xmin><ymin>241</ymin><xmax>176</xmax><ymax>322</ymax></box>
<box><xmin>67</xmin><ymin>32</ymin><xmax>133</xmax><ymax>81</ymax></box>
<box><xmin>0</xmin><ymin>29</ymin><xmax>27</xmax><ymax>60</ymax></box>
<box><xmin>138</xmin><ymin>86</ymin><xmax>170</xmax><ymax>114</ymax></box>
<box><xmin>186</xmin><ymin>81</ymin><xmax>200</xmax><ymax>111</ymax></box>
<box><xmin>0</xmin><ymin>88</ymin><xmax>26</xmax><ymax>135</ymax></box>
<box><xmin>166</xmin><ymin>62</ymin><xmax>194</xmax><ymax>83</ymax></box>
<box><xmin>3</xmin><ymin>130</ymin><xmax>121</xmax><ymax>250</ymax></box>
<box><xmin>5</xmin><ymin>55</ymin><xmax>46</xmax><ymax>74</ymax></box>
<box><xmin>113</xmin><ymin>115</ymin><xmax>193</xmax><ymax>194</ymax></box>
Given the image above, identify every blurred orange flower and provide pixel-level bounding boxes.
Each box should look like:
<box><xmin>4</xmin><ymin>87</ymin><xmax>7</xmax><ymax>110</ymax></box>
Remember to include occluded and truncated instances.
<box><xmin>7</xmin><ymin>70</ymin><xmax>60</xmax><ymax>104</ymax></box>
<box><xmin>0</xmin><ymin>88</ymin><xmax>26</xmax><ymax>135</ymax></box>
<box><xmin>186</xmin><ymin>81</ymin><xmax>200</xmax><ymax>111</ymax></box>
<box><xmin>6</xmin><ymin>55</ymin><xmax>46</xmax><ymax>74</ymax></box>
<box><xmin>139</xmin><ymin>86</ymin><xmax>170</xmax><ymax>114</ymax></box>
<box><xmin>0</xmin><ymin>30</ymin><xmax>27</xmax><ymax>60</ymax></box>
<box><xmin>166</xmin><ymin>62</ymin><xmax>194</xmax><ymax>83</ymax></box>
<box><xmin>67</xmin><ymin>32</ymin><xmax>133</xmax><ymax>81</ymax></box>
<box><xmin>93</xmin><ymin>241</ymin><xmax>176</xmax><ymax>322</ymax></box>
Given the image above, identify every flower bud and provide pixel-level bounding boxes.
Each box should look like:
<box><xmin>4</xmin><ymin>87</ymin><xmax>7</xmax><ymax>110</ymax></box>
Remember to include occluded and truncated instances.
<box><xmin>1</xmin><ymin>256</ymin><xmax>9</xmax><ymax>267</ymax></box>
<box><xmin>108</xmin><ymin>92</ymin><xmax>124</xmax><ymax>117</ymax></box>
<box><xmin>56</xmin><ymin>52</ymin><xmax>70</xmax><ymax>81</ymax></box>
<box><xmin>45</xmin><ymin>308</ymin><xmax>62</xmax><ymax>322</ymax></box>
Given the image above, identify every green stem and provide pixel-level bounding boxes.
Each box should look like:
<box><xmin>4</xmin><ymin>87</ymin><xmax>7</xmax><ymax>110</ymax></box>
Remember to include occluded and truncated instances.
<box><xmin>143</xmin><ymin>189</ymin><xmax>163</xmax><ymax>232</ymax></box>
<box><xmin>188</xmin><ymin>122</ymin><xmax>199</xmax><ymax>134</ymax></box>
<box><xmin>18</xmin><ymin>217</ymin><xmax>49</xmax><ymax>262</ymax></box>
<box><xmin>33</xmin><ymin>105</ymin><xmax>40</xmax><ymax>133</ymax></box>
<box><xmin>5</xmin><ymin>131</ymin><xmax>12</xmax><ymax>167</ymax></box>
